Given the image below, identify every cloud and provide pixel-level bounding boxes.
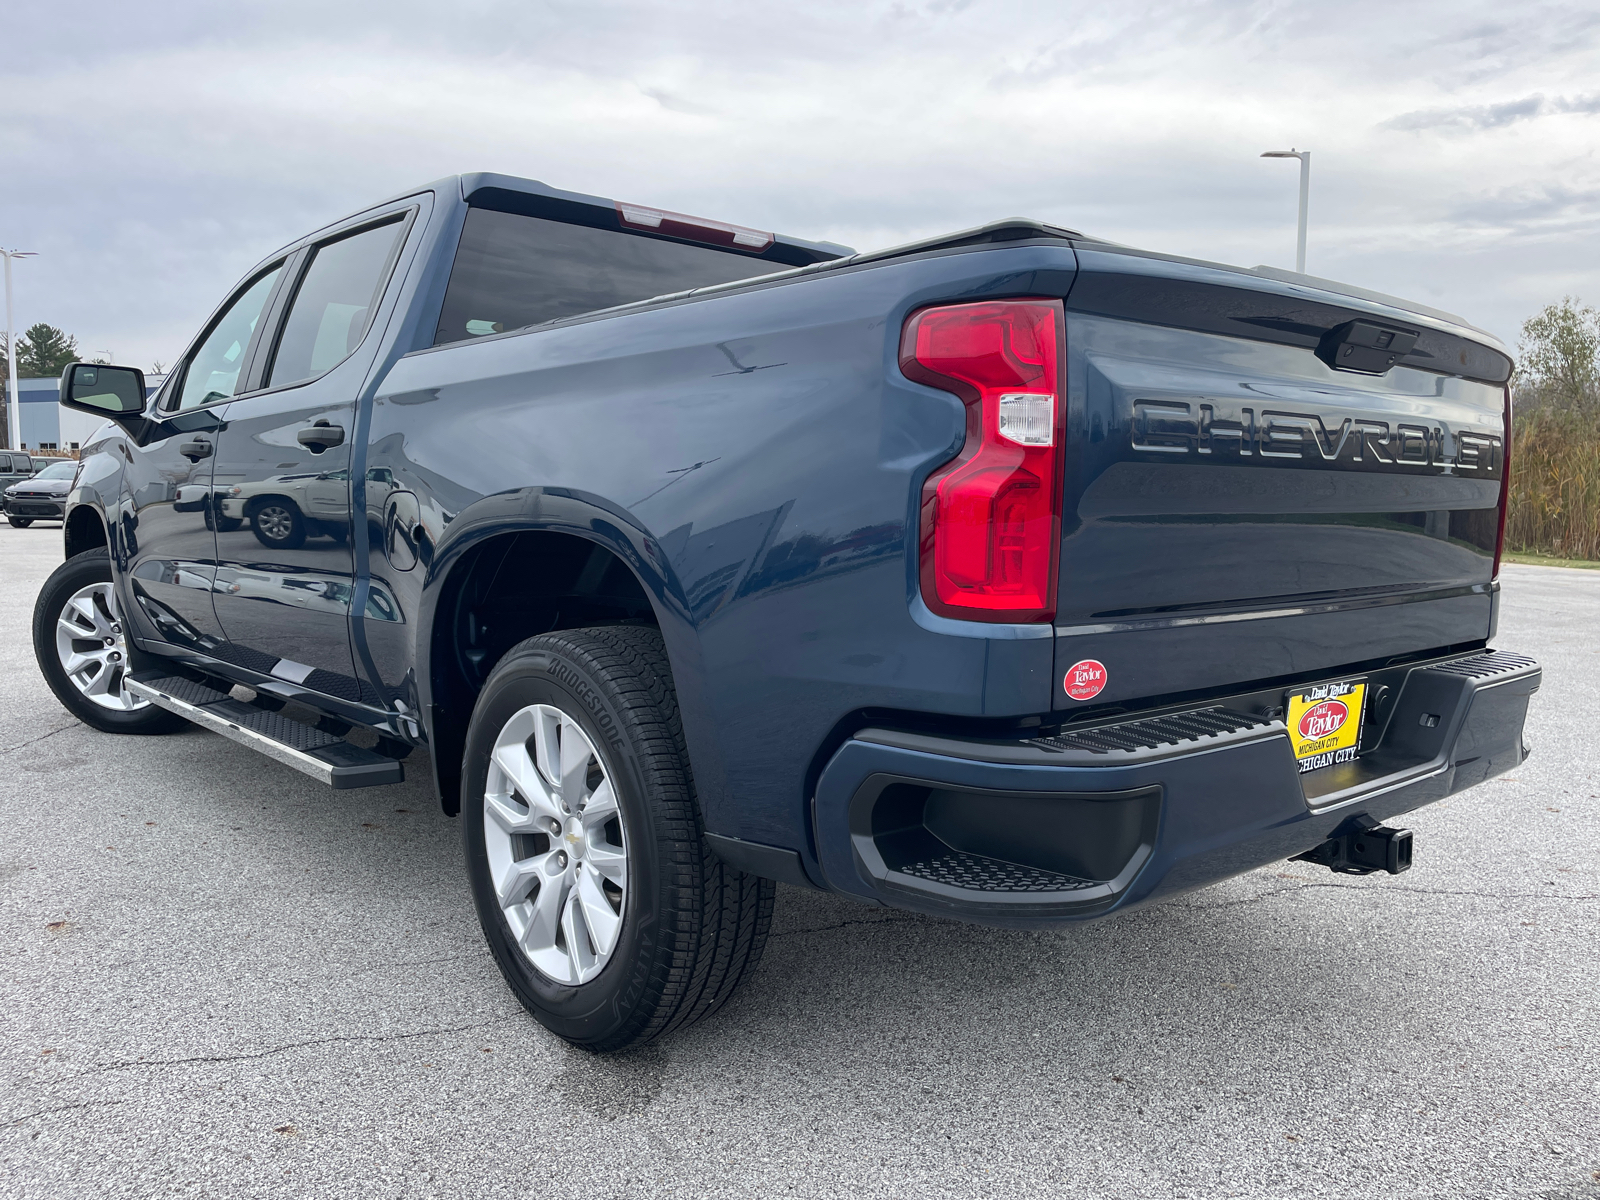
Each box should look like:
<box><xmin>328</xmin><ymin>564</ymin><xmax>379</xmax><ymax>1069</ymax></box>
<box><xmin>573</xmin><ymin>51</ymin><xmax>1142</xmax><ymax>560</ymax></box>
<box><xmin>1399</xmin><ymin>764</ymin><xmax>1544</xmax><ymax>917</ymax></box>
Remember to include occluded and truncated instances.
<box><xmin>1383</xmin><ymin>92</ymin><xmax>1600</xmax><ymax>132</ymax></box>
<box><xmin>1</xmin><ymin>0</ymin><xmax>1597</xmax><ymax>365</ymax></box>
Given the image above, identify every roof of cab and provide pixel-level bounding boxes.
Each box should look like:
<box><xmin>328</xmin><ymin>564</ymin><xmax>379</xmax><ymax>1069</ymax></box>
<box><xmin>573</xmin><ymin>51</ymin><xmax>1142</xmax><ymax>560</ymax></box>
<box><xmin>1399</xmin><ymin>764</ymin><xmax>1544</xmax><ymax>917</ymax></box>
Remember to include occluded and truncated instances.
<box><xmin>456</xmin><ymin>171</ymin><xmax>853</xmax><ymax>267</ymax></box>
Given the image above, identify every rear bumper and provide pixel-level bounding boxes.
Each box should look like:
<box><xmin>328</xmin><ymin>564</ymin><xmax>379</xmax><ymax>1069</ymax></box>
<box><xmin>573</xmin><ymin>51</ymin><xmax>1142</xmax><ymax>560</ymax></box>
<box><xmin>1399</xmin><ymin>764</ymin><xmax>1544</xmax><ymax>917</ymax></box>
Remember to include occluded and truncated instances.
<box><xmin>812</xmin><ymin>649</ymin><xmax>1539</xmax><ymax>927</ymax></box>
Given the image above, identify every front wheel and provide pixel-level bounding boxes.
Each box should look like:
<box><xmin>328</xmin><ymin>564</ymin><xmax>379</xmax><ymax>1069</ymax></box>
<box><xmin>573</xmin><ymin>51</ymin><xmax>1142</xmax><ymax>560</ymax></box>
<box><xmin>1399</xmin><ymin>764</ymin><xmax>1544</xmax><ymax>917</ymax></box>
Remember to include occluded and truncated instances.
<box><xmin>8</xmin><ymin>516</ymin><xmax>33</xmax><ymax>528</ymax></box>
<box><xmin>249</xmin><ymin>499</ymin><xmax>305</xmax><ymax>549</ymax></box>
<box><xmin>32</xmin><ymin>549</ymin><xmax>187</xmax><ymax>734</ymax></box>
<box><xmin>462</xmin><ymin>626</ymin><xmax>774</xmax><ymax>1051</ymax></box>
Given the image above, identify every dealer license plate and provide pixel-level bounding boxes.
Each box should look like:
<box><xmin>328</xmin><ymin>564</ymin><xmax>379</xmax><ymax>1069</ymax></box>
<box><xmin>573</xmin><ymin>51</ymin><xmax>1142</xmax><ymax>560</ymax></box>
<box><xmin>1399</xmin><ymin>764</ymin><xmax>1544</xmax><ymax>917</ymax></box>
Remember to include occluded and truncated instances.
<box><xmin>1286</xmin><ymin>679</ymin><xmax>1367</xmax><ymax>774</ymax></box>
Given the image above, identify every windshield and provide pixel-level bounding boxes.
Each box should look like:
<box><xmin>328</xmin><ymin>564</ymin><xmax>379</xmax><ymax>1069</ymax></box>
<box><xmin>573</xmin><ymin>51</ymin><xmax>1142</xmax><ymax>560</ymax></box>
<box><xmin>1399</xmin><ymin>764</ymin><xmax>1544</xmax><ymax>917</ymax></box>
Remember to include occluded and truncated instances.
<box><xmin>34</xmin><ymin>461</ymin><xmax>77</xmax><ymax>481</ymax></box>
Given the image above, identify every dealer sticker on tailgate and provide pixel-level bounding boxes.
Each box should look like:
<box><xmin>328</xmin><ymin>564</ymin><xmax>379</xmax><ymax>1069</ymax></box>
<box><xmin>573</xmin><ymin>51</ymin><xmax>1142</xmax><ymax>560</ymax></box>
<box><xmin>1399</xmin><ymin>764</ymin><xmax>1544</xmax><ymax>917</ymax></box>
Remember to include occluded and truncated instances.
<box><xmin>1286</xmin><ymin>680</ymin><xmax>1366</xmax><ymax>774</ymax></box>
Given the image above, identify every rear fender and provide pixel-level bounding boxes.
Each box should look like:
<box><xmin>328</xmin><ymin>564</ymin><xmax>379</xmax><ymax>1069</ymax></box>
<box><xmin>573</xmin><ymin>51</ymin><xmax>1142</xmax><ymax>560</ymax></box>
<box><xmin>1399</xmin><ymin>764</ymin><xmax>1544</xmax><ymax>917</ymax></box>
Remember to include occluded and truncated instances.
<box><xmin>417</xmin><ymin>486</ymin><xmax>729</xmax><ymax>815</ymax></box>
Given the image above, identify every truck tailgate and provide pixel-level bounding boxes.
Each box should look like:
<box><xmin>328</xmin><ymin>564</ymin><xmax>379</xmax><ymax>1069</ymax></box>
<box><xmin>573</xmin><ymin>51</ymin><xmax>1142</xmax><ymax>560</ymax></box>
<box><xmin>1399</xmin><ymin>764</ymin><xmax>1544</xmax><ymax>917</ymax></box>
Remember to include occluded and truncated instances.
<box><xmin>1053</xmin><ymin>250</ymin><xmax>1509</xmax><ymax>711</ymax></box>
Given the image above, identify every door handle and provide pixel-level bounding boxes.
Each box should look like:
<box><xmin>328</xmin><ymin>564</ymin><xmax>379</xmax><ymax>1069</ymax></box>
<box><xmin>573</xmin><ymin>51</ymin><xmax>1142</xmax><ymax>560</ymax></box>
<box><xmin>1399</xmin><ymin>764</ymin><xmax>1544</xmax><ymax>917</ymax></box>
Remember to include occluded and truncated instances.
<box><xmin>179</xmin><ymin>440</ymin><xmax>212</xmax><ymax>461</ymax></box>
<box><xmin>297</xmin><ymin>421</ymin><xmax>346</xmax><ymax>452</ymax></box>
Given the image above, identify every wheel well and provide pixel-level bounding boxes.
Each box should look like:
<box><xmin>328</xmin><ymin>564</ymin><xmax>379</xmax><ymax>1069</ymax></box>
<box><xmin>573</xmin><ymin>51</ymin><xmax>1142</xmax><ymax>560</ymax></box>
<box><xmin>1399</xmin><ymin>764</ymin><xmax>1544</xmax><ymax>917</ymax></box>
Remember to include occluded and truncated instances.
<box><xmin>64</xmin><ymin>507</ymin><xmax>108</xmax><ymax>560</ymax></box>
<box><xmin>428</xmin><ymin>530</ymin><xmax>659</xmax><ymax>814</ymax></box>
<box><xmin>245</xmin><ymin>494</ymin><xmax>298</xmax><ymax>516</ymax></box>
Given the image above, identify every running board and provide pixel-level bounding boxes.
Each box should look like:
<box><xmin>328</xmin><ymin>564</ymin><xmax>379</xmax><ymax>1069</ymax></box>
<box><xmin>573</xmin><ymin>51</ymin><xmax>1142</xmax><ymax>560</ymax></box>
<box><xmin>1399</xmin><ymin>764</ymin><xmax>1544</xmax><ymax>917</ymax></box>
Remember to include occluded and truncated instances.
<box><xmin>126</xmin><ymin>672</ymin><xmax>405</xmax><ymax>789</ymax></box>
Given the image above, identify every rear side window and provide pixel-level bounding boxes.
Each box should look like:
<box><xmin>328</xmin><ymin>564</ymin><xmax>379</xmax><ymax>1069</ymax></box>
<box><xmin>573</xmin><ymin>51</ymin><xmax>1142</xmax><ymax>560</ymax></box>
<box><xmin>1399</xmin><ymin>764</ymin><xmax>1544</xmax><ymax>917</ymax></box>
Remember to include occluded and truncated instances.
<box><xmin>269</xmin><ymin>219</ymin><xmax>405</xmax><ymax>387</ymax></box>
<box><xmin>434</xmin><ymin>208</ymin><xmax>785</xmax><ymax>346</ymax></box>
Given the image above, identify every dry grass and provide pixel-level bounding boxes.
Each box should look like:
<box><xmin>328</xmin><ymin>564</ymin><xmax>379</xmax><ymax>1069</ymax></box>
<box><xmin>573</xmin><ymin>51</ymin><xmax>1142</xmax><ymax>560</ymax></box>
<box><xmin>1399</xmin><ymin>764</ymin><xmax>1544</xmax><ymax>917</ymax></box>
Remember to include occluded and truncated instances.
<box><xmin>1506</xmin><ymin>410</ymin><xmax>1600</xmax><ymax>561</ymax></box>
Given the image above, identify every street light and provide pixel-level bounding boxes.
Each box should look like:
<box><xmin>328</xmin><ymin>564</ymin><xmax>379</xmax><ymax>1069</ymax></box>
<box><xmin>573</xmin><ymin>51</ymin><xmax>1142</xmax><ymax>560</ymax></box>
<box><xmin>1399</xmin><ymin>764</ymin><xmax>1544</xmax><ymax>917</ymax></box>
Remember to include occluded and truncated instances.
<box><xmin>2</xmin><ymin>247</ymin><xmax>38</xmax><ymax>451</ymax></box>
<box><xmin>1261</xmin><ymin>149</ymin><xmax>1310</xmax><ymax>274</ymax></box>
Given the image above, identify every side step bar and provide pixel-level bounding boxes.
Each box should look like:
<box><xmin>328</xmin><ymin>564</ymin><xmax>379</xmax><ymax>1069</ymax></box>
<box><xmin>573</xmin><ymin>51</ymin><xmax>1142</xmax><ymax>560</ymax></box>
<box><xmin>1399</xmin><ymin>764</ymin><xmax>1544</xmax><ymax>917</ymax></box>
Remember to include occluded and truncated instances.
<box><xmin>126</xmin><ymin>672</ymin><xmax>405</xmax><ymax>789</ymax></box>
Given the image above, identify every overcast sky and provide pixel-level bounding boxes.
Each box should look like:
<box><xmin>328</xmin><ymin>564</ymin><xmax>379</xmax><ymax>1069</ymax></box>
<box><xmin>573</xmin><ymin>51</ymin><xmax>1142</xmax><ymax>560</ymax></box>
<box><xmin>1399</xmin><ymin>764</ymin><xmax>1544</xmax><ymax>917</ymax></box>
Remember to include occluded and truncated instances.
<box><xmin>3</xmin><ymin>0</ymin><xmax>1597</xmax><ymax>370</ymax></box>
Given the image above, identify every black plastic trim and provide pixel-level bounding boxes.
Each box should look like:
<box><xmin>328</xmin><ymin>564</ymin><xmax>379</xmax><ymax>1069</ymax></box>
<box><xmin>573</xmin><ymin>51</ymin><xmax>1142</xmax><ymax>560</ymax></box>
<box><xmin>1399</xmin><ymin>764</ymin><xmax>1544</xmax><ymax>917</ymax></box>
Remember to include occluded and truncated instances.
<box><xmin>705</xmin><ymin>833</ymin><xmax>818</xmax><ymax>889</ymax></box>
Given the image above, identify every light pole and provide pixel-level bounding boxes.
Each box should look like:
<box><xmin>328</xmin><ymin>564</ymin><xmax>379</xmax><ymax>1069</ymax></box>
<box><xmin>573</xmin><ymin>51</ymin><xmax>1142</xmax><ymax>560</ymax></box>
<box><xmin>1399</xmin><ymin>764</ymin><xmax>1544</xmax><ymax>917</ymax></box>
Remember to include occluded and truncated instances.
<box><xmin>1261</xmin><ymin>149</ymin><xmax>1310</xmax><ymax>273</ymax></box>
<box><xmin>2</xmin><ymin>248</ymin><xmax>38</xmax><ymax>451</ymax></box>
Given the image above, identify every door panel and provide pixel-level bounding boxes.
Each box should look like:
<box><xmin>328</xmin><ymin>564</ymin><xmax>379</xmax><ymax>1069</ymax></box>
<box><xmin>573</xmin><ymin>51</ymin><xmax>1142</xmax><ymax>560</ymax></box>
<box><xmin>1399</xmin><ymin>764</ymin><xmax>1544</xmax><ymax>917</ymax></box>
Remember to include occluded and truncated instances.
<box><xmin>122</xmin><ymin>259</ymin><xmax>288</xmax><ymax>656</ymax></box>
<box><xmin>210</xmin><ymin>396</ymin><xmax>361</xmax><ymax>689</ymax></box>
<box><xmin>121</xmin><ymin>409</ymin><xmax>229</xmax><ymax>653</ymax></box>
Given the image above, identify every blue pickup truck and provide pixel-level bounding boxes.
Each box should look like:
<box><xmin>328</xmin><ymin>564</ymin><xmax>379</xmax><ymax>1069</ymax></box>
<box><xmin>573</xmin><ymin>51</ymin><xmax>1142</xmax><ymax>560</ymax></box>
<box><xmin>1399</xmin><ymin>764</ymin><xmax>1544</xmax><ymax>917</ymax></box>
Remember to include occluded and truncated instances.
<box><xmin>36</xmin><ymin>173</ymin><xmax>1539</xmax><ymax>1049</ymax></box>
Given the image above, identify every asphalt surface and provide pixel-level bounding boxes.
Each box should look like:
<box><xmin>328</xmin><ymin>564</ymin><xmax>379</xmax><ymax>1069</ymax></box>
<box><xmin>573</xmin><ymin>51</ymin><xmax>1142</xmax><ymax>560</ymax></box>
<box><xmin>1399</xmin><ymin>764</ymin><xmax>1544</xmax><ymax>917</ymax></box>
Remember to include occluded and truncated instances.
<box><xmin>1</xmin><ymin>520</ymin><xmax>1595</xmax><ymax>1200</ymax></box>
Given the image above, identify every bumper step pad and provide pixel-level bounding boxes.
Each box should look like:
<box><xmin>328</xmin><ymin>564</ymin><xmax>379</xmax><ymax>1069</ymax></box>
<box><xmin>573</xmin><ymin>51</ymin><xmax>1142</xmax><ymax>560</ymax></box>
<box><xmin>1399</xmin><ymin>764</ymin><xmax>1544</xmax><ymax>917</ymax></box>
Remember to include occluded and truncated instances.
<box><xmin>1031</xmin><ymin>707</ymin><xmax>1272</xmax><ymax>755</ymax></box>
<box><xmin>897</xmin><ymin>850</ymin><xmax>1099</xmax><ymax>893</ymax></box>
<box><xmin>125</xmin><ymin>672</ymin><xmax>404</xmax><ymax>789</ymax></box>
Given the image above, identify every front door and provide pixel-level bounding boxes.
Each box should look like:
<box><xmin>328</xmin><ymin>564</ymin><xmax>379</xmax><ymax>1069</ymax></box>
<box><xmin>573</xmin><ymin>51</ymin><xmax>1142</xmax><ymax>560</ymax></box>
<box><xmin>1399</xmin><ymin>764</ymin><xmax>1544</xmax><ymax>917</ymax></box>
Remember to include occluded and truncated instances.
<box><xmin>120</xmin><ymin>262</ymin><xmax>285</xmax><ymax>658</ymax></box>
<box><xmin>209</xmin><ymin>216</ymin><xmax>408</xmax><ymax>702</ymax></box>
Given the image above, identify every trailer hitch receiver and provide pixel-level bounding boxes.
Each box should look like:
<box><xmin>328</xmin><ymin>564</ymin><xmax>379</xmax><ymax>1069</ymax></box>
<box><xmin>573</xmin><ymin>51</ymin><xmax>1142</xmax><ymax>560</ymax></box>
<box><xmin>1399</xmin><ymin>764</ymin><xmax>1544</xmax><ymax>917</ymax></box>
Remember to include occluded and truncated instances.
<box><xmin>1292</xmin><ymin>816</ymin><xmax>1413</xmax><ymax>876</ymax></box>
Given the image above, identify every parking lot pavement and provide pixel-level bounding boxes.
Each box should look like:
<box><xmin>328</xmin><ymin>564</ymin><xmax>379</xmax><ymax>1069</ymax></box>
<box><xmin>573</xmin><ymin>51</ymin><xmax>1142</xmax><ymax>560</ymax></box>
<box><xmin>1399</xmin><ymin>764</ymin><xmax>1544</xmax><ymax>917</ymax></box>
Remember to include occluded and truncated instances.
<box><xmin>0</xmin><ymin>520</ymin><xmax>1595</xmax><ymax>1200</ymax></box>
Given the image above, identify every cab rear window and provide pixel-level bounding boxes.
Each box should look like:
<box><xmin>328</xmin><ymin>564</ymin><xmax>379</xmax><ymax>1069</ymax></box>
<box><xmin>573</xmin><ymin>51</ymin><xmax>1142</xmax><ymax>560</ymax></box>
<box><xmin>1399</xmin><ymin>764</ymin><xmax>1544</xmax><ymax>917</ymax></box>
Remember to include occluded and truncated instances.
<box><xmin>434</xmin><ymin>208</ymin><xmax>785</xmax><ymax>346</ymax></box>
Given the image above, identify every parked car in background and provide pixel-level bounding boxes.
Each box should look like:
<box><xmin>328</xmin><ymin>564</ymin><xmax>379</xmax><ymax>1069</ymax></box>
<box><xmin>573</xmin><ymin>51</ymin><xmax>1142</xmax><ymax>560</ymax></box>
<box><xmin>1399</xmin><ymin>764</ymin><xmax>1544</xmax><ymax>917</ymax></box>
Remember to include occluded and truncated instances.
<box><xmin>214</xmin><ymin>467</ymin><xmax>354</xmax><ymax>548</ymax></box>
<box><xmin>0</xmin><ymin>450</ymin><xmax>38</xmax><ymax>490</ymax></box>
<box><xmin>5</xmin><ymin>458</ymin><xmax>76</xmax><ymax>527</ymax></box>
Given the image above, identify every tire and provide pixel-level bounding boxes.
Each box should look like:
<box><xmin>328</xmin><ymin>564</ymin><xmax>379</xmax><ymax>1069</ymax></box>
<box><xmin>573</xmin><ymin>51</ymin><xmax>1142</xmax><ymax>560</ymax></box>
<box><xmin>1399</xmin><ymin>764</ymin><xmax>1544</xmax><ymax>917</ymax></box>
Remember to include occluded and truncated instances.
<box><xmin>249</xmin><ymin>499</ymin><xmax>305</xmax><ymax>550</ymax></box>
<box><xmin>203</xmin><ymin>505</ymin><xmax>242</xmax><ymax>533</ymax></box>
<box><xmin>8</xmin><ymin>516</ymin><xmax>33</xmax><ymax>528</ymax></box>
<box><xmin>461</xmin><ymin>625</ymin><xmax>774</xmax><ymax>1051</ymax></box>
<box><xmin>32</xmin><ymin>549</ymin><xmax>187</xmax><ymax>735</ymax></box>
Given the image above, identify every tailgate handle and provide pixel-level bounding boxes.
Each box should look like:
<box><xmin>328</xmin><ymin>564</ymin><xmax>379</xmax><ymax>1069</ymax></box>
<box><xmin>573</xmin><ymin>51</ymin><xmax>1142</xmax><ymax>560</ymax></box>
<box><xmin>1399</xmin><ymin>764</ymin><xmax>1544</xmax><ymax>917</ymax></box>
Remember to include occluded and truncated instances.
<box><xmin>297</xmin><ymin>421</ymin><xmax>345</xmax><ymax>452</ymax></box>
<box><xmin>1316</xmin><ymin>320</ymin><xmax>1420</xmax><ymax>375</ymax></box>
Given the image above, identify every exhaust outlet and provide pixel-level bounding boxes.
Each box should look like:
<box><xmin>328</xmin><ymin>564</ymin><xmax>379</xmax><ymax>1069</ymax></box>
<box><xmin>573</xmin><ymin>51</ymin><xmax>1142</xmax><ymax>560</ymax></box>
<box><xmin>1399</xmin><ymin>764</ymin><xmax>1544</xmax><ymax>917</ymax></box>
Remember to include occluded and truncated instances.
<box><xmin>1292</xmin><ymin>816</ymin><xmax>1413</xmax><ymax>876</ymax></box>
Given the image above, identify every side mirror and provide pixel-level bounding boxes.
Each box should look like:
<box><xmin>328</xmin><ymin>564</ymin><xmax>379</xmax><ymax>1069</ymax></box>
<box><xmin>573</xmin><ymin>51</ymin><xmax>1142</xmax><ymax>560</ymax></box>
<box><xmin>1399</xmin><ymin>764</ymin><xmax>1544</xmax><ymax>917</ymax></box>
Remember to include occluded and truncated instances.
<box><xmin>60</xmin><ymin>362</ymin><xmax>147</xmax><ymax>427</ymax></box>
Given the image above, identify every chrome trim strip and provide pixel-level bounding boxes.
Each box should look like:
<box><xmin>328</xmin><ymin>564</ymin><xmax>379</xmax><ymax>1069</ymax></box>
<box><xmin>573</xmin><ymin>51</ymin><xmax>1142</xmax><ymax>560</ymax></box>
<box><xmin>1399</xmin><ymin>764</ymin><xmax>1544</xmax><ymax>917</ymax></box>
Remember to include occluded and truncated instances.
<box><xmin>1056</xmin><ymin>581</ymin><xmax>1494</xmax><ymax>637</ymax></box>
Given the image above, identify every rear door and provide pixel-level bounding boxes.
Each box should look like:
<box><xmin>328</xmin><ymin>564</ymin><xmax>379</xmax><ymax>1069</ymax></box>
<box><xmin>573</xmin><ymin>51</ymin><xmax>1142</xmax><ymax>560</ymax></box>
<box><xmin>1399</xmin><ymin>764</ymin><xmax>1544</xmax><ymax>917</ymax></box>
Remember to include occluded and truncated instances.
<box><xmin>209</xmin><ymin>210</ymin><xmax>411</xmax><ymax>701</ymax></box>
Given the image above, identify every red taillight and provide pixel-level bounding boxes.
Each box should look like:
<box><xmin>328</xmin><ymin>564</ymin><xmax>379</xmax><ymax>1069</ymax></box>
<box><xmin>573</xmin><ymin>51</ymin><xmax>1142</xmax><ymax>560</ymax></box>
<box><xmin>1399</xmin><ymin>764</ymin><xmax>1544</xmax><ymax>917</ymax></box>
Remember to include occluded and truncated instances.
<box><xmin>1493</xmin><ymin>384</ymin><xmax>1512</xmax><ymax>579</ymax></box>
<box><xmin>901</xmin><ymin>299</ymin><xmax>1064</xmax><ymax>623</ymax></box>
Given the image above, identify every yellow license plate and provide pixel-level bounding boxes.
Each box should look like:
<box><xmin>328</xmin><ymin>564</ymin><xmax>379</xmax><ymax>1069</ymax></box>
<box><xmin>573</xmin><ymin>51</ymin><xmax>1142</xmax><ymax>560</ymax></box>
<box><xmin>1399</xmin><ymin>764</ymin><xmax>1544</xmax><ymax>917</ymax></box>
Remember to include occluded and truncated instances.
<box><xmin>1287</xmin><ymin>680</ymin><xmax>1367</xmax><ymax>774</ymax></box>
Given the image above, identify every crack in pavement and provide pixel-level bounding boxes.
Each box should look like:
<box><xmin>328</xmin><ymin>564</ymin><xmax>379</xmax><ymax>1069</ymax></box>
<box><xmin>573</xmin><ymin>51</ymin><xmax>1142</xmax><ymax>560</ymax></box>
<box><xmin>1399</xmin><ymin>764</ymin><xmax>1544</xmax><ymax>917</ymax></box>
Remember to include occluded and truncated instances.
<box><xmin>772</xmin><ymin>915</ymin><xmax>921</xmax><ymax>939</ymax></box>
<box><xmin>1178</xmin><ymin>880</ymin><xmax>1599</xmax><ymax>912</ymax></box>
<box><xmin>5</xmin><ymin>1098</ymin><xmax>126</xmax><ymax>1127</ymax></box>
<box><xmin>60</xmin><ymin>1017</ymin><xmax>519</xmax><ymax>1081</ymax></box>
<box><xmin>0</xmin><ymin>722</ymin><xmax>82</xmax><ymax>758</ymax></box>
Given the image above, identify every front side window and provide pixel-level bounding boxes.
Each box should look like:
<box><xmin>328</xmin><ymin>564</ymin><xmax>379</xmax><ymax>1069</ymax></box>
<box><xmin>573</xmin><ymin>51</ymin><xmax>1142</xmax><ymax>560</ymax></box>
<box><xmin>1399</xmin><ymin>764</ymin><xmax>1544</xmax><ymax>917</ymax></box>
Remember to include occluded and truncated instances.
<box><xmin>268</xmin><ymin>220</ymin><xmax>404</xmax><ymax>387</ymax></box>
<box><xmin>176</xmin><ymin>265</ymin><xmax>283</xmax><ymax>411</ymax></box>
<box><xmin>434</xmin><ymin>208</ymin><xmax>788</xmax><ymax>346</ymax></box>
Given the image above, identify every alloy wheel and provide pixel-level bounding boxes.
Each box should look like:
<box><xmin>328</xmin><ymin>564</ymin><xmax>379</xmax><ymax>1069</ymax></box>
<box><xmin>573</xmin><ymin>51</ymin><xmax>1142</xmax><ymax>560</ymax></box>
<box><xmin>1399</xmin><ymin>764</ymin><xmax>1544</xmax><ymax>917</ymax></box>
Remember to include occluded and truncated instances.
<box><xmin>256</xmin><ymin>505</ymin><xmax>294</xmax><ymax>542</ymax></box>
<box><xmin>483</xmin><ymin>704</ymin><xmax>628</xmax><ymax>985</ymax></box>
<box><xmin>54</xmin><ymin>582</ymin><xmax>147</xmax><ymax>711</ymax></box>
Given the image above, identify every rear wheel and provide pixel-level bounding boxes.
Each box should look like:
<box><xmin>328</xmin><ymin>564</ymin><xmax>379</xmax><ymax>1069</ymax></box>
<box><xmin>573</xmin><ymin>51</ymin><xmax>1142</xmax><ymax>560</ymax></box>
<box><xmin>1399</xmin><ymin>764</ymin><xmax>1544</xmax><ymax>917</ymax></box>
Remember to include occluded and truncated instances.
<box><xmin>32</xmin><ymin>549</ymin><xmax>187</xmax><ymax>734</ymax></box>
<box><xmin>462</xmin><ymin>625</ymin><xmax>774</xmax><ymax>1051</ymax></box>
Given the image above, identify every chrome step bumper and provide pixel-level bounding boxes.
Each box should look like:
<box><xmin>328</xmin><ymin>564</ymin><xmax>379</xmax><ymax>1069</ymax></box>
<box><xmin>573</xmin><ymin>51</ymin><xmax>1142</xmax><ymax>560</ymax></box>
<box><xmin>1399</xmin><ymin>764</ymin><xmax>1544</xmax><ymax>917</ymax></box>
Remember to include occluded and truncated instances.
<box><xmin>126</xmin><ymin>673</ymin><xmax>405</xmax><ymax>789</ymax></box>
